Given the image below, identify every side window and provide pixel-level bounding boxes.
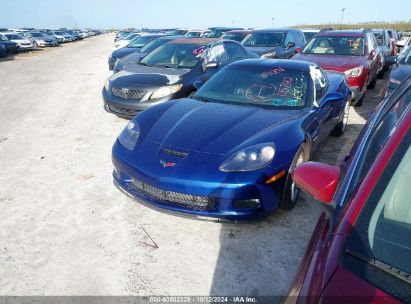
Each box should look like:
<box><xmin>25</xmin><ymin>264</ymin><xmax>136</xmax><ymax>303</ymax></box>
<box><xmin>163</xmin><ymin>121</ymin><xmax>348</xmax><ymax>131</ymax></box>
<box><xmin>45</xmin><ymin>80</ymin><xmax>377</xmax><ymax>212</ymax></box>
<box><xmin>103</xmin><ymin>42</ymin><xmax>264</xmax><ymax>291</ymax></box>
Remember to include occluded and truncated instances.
<box><xmin>203</xmin><ymin>43</ymin><xmax>229</xmax><ymax>65</ymax></box>
<box><xmin>292</xmin><ymin>31</ymin><xmax>301</xmax><ymax>44</ymax></box>
<box><xmin>369</xmin><ymin>33</ymin><xmax>378</xmax><ymax>51</ymax></box>
<box><xmin>283</xmin><ymin>32</ymin><xmax>295</xmax><ymax>46</ymax></box>
<box><xmin>310</xmin><ymin>67</ymin><xmax>328</xmax><ymax>100</ymax></box>
<box><xmin>224</xmin><ymin>42</ymin><xmax>246</xmax><ymax>62</ymax></box>
<box><xmin>347</xmin><ymin>86</ymin><xmax>411</xmax><ymax>198</ymax></box>
<box><xmin>342</xmin><ymin>131</ymin><xmax>411</xmax><ymax>302</ymax></box>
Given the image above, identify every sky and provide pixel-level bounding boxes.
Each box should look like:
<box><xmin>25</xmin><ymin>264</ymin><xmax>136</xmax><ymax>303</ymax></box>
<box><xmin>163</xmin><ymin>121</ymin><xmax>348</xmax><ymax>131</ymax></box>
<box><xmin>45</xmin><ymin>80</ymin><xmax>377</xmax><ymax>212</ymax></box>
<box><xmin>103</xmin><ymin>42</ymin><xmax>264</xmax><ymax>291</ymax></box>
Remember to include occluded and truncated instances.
<box><xmin>0</xmin><ymin>0</ymin><xmax>410</xmax><ymax>29</ymax></box>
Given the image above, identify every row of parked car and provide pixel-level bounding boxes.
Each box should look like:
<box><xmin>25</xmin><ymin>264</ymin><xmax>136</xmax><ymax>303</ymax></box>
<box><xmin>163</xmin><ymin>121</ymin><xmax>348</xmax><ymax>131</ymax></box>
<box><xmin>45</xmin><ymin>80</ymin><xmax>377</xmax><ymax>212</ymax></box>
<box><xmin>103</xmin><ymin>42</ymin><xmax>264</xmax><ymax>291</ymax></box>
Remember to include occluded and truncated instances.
<box><xmin>103</xmin><ymin>27</ymin><xmax>411</xmax><ymax>302</ymax></box>
<box><xmin>0</xmin><ymin>28</ymin><xmax>106</xmax><ymax>57</ymax></box>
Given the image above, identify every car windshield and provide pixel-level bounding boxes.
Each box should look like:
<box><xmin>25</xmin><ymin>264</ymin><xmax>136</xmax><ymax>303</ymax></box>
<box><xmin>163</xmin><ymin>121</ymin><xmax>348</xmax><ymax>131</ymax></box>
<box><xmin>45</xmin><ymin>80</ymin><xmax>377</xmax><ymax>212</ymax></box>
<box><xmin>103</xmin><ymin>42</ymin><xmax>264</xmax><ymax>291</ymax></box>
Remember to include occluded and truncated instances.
<box><xmin>221</xmin><ymin>33</ymin><xmax>248</xmax><ymax>42</ymax></box>
<box><xmin>303</xmin><ymin>36</ymin><xmax>365</xmax><ymax>56</ymax></box>
<box><xmin>6</xmin><ymin>34</ymin><xmax>23</xmax><ymax>40</ymax></box>
<box><xmin>373</xmin><ymin>32</ymin><xmax>384</xmax><ymax>46</ymax></box>
<box><xmin>195</xmin><ymin>65</ymin><xmax>310</xmax><ymax>109</ymax></box>
<box><xmin>140</xmin><ymin>38</ymin><xmax>169</xmax><ymax>53</ymax></box>
<box><xmin>124</xmin><ymin>33</ymin><xmax>139</xmax><ymax>40</ymax></box>
<box><xmin>208</xmin><ymin>30</ymin><xmax>225</xmax><ymax>38</ymax></box>
<box><xmin>31</xmin><ymin>33</ymin><xmax>44</xmax><ymax>37</ymax></box>
<box><xmin>128</xmin><ymin>36</ymin><xmax>157</xmax><ymax>48</ymax></box>
<box><xmin>140</xmin><ymin>43</ymin><xmax>205</xmax><ymax>68</ymax></box>
<box><xmin>186</xmin><ymin>31</ymin><xmax>201</xmax><ymax>37</ymax></box>
<box><xmin>398</xmin><ymin>49</ymin><xmax>411</xmax><ymax>65</ymax></box>
<box><xmin>344</xmin><ymin>141</ymin><xmax>411</xmax><ymax>283</ymax></box>
<box><xmin>303</xmin><ymin>32</ymin><xmax>318</xmax><ymax>41</ymax></box>
<box><xmin>242</xmin><ymin>32</ymin><xmax>285</xmax><ymax>47</ymax></box>
<box><xmin>168</xmin><ymin>29</ymin><xmax>187</xmax><ymax>35</ymax></box>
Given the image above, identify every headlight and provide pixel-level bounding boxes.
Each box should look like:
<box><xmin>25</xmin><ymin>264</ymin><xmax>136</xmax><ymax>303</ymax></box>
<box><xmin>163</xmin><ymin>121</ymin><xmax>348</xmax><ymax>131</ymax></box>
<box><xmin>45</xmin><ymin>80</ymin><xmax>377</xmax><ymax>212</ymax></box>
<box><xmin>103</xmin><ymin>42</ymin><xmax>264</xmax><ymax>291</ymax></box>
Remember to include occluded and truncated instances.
<box><xmin>150</xmin><ymin>84</ymin><xmax>183</xmax><ymax>100</ymax></box>
<box><xmin>344</xmin><ymin>66</ymin><xmax>363</xmax><ymax>78</ymax></box>
<box><xmin>104</xmin><ymin>78</ymin><xmax>110</xmax><ymax>91</ymax></box>
<box><xmin>261</xmin><ymin>52</ymin><xmax>277</xmax><ymax>58</ymax></box>
<box><xmin>219</xmin><ymin>143</ymin><xmax>275</xmax><ymax>172</ymax></box>
<box><xmin>118</xmin><ymin>121</ymin><xmax>140</xmax><ymax>150</ymax></box>
<box><xmin>389</xmin><ymin>77</ymin><xmax>401</xmax><ymax>85</ymax></box>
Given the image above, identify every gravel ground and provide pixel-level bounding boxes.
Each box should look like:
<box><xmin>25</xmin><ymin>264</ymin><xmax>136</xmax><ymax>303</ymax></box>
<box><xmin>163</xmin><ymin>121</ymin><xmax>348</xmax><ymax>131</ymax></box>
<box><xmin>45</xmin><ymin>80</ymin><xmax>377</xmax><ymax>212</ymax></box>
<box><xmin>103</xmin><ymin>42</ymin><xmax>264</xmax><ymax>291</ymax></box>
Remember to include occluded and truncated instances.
<box><xmin>0</xmin><ymin>33</ymin><xmax>386</xmax><ymax>296</ymax></box>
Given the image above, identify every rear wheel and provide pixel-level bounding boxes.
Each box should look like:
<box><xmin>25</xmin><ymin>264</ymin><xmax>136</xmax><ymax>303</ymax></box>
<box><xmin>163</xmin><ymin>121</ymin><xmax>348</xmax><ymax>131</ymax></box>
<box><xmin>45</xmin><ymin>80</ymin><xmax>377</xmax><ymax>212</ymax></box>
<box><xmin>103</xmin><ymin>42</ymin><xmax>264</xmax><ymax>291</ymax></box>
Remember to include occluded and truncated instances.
<box><xmin>280</xmin><ymin>144</ymin><xmax>308</xmax><ymax>210</ymax></box>
<box><xmin>332</xmin><ymin>99</ymin><xmax>350</xmax><ymax>136</ymax></box>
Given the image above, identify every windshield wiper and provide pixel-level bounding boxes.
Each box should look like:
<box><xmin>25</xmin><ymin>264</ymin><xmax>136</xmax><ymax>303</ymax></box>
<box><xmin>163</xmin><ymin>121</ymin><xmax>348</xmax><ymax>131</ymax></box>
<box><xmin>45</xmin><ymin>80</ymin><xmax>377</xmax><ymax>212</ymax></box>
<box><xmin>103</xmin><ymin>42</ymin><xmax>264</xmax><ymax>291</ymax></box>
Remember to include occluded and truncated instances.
<box><xmin>192</xmin><ymin>96</ymin><xmax>210</xmax><ymax>102</ymax></box>
<box><xmin>345</xmin><ymin>248</ymin><xmax>411</xmax><ymax>284</ymax></box>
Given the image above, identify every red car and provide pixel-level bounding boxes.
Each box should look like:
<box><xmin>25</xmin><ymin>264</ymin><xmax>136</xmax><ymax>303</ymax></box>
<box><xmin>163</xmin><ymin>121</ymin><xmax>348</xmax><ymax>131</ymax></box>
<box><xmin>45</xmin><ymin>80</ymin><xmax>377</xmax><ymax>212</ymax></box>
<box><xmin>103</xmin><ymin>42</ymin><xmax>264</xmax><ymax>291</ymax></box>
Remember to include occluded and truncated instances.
<box><xmin>293</xmin><ymin>30</ymin><xmax>383</xmax><ymax>106</ymax></box>
<box><xmin>286</xmin><ymin>76</ymin><xmax>411</xmax><ymax>303</ymax></box>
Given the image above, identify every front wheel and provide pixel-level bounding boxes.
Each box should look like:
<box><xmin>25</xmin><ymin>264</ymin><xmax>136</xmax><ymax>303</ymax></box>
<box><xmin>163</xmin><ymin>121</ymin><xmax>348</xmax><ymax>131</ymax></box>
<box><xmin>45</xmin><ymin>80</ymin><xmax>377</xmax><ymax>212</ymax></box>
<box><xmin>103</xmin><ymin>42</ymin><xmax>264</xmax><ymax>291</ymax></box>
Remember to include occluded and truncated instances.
<box><xmin>368</xmin><ymin>75</ymin><xmax>377</xmax><ymax>89</ymax></box>
<box><xmin>33</xmin><ymin>41</ymin><xmax>38</xmax><ymax>48</ymax></box>
<box><xmin>280</xmin><ymin>144</ymin><xmax>309</xmax><ymax>210</ymax></box>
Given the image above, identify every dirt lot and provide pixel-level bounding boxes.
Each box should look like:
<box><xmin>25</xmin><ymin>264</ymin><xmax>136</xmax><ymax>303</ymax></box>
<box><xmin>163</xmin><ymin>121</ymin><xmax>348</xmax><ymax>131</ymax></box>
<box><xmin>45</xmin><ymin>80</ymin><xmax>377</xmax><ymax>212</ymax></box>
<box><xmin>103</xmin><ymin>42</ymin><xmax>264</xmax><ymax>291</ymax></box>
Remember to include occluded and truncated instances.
<box><xmin>0</xmin><ymin>34</ymin><xmax>386</xmax><ymax>296</ymax></box>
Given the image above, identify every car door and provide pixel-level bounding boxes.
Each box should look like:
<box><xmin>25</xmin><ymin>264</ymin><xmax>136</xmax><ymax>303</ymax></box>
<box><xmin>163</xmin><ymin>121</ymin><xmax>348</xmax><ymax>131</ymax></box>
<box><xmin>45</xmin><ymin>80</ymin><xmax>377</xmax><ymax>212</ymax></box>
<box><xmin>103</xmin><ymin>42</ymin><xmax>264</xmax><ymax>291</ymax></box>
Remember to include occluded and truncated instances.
<box><xmin>312</xmin><ymin>68</ymin><xmax>337</xmax><ymax>142</ymax></box>
<box><xmin>367</xmin><ymin>33</ymin><xmax>379</xmax><ymax>80</ymax></box>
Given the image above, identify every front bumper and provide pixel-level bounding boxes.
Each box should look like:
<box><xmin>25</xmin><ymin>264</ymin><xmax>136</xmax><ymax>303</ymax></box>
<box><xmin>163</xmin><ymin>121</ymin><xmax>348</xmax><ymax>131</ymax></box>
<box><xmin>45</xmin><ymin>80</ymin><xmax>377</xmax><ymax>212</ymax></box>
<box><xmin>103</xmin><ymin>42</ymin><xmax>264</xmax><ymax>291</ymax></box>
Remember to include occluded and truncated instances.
<box><xmin>37</xmin><ymin>41</ymin><xmax>56</xmax><ymax>47</ymax></box>
<box><xmin>102</xmin><ymin>87</ymin><xmax>181</xmax><ymax>118</ymax></box>
<box><xmin>112</xmin><ymin>144</ymin><xmax>286</xmax><ymax>221</ymax></box>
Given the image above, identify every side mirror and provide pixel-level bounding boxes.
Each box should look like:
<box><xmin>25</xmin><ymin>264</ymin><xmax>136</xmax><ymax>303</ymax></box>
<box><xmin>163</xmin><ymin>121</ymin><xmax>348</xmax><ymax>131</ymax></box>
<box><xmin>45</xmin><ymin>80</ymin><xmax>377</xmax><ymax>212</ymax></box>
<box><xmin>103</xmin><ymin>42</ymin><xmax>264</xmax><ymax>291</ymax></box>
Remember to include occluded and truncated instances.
<box><xmin>320</xmin><ymin>92</ymin><xmax>343</xmax><ymax>107</ymax></box>
<box><xmin>203</xmin><ymin>61</ymin><xmax>219</xmax><ymax>71</ymax></box>
<box><xmin>386</xmin><ymin>56</ymin><xmax>397</xmax><ymax>65</ymax></box>
<box><xmin>193</xmin><ymin>80</ymin><xmax>203</xmax><ymax>90</ymax></box>
<box><xmin>294</xmin><ymin>47</ymin><xmax>302</xmax><ymax>54</ymax></box>
<box><xmin>292</xmin><ymin>162</ymin><xmax>340</xmax><ymax>204</ymax></box>
<box><xmin>287</xmin><ymin>42</ymin><xmax>296</xmax><ymax>49</ymax></box>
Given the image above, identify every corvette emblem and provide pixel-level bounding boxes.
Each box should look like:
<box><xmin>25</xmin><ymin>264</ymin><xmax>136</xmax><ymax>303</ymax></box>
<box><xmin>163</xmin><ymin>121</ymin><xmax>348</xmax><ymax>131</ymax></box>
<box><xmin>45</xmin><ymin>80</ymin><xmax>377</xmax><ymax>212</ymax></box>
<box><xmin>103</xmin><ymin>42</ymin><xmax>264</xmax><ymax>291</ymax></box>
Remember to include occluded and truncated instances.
<box><xmin>160</xmin><ymin>160</ymin><xmax>176</xmax><ymax>168</ymax></box>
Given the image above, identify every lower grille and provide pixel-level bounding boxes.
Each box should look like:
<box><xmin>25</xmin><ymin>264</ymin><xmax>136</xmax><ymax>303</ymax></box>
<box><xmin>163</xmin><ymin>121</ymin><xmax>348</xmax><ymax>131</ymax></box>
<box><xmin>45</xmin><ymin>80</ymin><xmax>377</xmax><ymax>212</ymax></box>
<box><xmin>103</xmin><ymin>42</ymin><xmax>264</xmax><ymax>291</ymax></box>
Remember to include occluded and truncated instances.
<box><xmin>112</xmin><ymin>87</ymin><xmax>147</xmax><ymax>100</ymax></box>
<box><xmin>124</xmin><ymin>179</ymin><xmax>216</xmax><ymax>211</ymax></box>
<box><xmin>106</xmin><ymin>104</ymin><xmax>138</xmax><ymax>116</ymax></box>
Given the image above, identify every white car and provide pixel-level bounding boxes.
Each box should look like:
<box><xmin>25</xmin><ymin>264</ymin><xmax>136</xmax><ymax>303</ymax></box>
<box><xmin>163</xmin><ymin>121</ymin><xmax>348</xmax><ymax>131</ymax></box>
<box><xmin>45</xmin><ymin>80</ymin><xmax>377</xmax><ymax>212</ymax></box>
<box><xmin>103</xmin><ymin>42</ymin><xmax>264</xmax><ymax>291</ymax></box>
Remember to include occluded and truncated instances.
<box><xmin>47</xmin><ymin>31</ymin><xmax>65</xmax><ymax>43</ymax></box>
<box><xmin>2</xmin><ymin>33</ymin><xmax>33</xmax><ymax>50</ymax></box>
<box><xmin>113</xmin><ymin>32</ymin><xmax>143</xmax><ymax>50</ymax></box>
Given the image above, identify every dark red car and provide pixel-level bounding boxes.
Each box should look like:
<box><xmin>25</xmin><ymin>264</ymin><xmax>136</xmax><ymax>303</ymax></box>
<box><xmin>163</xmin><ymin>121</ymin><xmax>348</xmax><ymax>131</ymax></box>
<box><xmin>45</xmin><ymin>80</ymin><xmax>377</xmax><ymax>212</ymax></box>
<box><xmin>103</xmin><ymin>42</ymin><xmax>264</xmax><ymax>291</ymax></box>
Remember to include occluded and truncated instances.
<box><xmin>286</xmin><ymin>76</ymin><xmax>411</xmax><ymax>303</ymax></box>
<box><xmin>293</xmin><ymin>30</ymin><xmax>383</xmax><ymax>106</ymax></box>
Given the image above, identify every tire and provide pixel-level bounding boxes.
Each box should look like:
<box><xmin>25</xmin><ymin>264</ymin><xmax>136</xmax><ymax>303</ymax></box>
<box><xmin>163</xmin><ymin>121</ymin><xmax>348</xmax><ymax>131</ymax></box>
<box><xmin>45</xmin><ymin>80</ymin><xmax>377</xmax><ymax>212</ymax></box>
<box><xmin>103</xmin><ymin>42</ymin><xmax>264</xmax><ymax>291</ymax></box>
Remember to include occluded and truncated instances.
<box><xmin>368</xmin><ymin>76</ymin><xmax>377</xmax><ymax>89</ymax></box>
<box><xmin>377</xmin><ymin>68</ymin><xmax>385</xmax><ymax>79</ymax></box>
<box><xmin>280</xmin><ymin>144</ymin><xmax>309</xmax><ymax>210</ymax></box>
<box><xmin>332</xmin><ymin>99</ymin><xmax>350</xmax><ymax>136</ymax></box>
<box><xmin>33</xmin><ymin>41</ymin><xmax>38</xmax><ymax>48</ymax></box>
<box><xmin>189</xmin><ymin>91</ymin><xmax>196</xmax><ymax>97</ymax></box>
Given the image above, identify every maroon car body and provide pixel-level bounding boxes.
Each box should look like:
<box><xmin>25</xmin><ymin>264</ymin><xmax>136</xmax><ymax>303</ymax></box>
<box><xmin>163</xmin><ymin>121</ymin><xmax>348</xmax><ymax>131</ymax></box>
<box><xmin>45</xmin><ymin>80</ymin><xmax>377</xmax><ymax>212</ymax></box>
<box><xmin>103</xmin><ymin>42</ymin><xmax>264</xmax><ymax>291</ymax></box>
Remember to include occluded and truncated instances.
<box><xmin>293</xmin><ymin>30</ymin><xmax>383</xmax><ymax>105</ymax></box>
<box><xmin>286</xmin><ymin>76</ymin><xmax>411</xmax><ymax>303</ymax></box>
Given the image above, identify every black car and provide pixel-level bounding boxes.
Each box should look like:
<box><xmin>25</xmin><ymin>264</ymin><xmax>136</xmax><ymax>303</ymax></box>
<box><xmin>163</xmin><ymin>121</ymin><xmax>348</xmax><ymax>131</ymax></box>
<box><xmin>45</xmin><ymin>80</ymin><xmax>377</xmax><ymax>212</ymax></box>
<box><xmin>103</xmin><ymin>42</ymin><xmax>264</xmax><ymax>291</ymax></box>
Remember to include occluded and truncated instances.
<box><xmin>102</xmin><ymin>38</ymin><xmax>257</xmax><ymax>118</ymax></box>
<box><xmin>242</xmin><ymin>28</ymin><xmax>306</xmax><ymax>59</ymax></box>
<box><xmin>207</xmin><ymin>27</ymin><xmax>243</xmax><ymax>38</ymax></box>
<box><xmin>386</xmin><ymin>47</ymin><xmax>411</xmax><ymax>94</ymax></box>
<box><xmin>108</xmin><ymin>34</ymin><xmax>167</xmax><ymax>70</ymax></box>
<box><xmin>0</xmin><ymin>44</ymin><xmax>7</xmax><ymax>57</ymax></box>
<box><xmin>0</xmin><ymin>35</ymin><xmax>19</xmax><ymax>53</ymax></box>
<box><xmin>113</xmin><ymin>35</ymin><xmax>187</xmax><ymax>73</ymax></box>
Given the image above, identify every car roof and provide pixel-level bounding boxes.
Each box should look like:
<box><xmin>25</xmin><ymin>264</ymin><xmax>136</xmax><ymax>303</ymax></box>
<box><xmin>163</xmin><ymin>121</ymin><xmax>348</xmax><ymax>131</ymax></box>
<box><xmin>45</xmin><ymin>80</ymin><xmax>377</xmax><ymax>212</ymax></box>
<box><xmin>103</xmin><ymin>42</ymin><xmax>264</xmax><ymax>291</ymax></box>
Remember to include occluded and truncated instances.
<box><xmin>252</xmin><ymin>28</ymin><xmax>296</xmax><ymax>33</ymax></box>
<box><xmin>225</xmin><ymin>30</ymin><xmax>252</xmax><ymax>34</ymax></box>
<box><xmin>318</xmin><ymin>30</ymin><xmax>366</xmax><ymax>37</ymax></box>
<box><xmin>169</xmin><ymin>38</ymin><xmax>219</xmax><ymax>45</ymax></box>
<box><xmin>228</xmin><ymin>58</ymin><xmax>316</xmax><ymax>72</ymax></box>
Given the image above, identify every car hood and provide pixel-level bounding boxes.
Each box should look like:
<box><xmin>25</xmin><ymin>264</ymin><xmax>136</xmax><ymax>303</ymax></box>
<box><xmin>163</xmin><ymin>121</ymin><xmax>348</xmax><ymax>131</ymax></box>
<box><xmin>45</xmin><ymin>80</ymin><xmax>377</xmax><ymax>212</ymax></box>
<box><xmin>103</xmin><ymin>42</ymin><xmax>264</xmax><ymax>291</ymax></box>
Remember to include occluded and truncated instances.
<box><xmin>110</xmin><ymin>64</ymin><xmax>192</xmax><ymax>87</ymax></box>
<box><xmin>122</xmin><ymin>52</ymin><xmax>147</xmax><ymax>64</ymax></box>
<box><xmin>244</xmin><ymin>46</ymin><xmax>282</xmax><ymax>56</ymax></box>
<box><xmin>141</xmin><ymin>98</ymin><xmax>301</xmax><ymax>155</ymax></box>
<box><xmin>293</xmin><ymin>53</ymin><xmax>366</xmax><ymax>72</ymax></box>
<box><xmin>112</xmin><ymin>47</ymin><xmax>140</xmax><ymax>59</ymax></box>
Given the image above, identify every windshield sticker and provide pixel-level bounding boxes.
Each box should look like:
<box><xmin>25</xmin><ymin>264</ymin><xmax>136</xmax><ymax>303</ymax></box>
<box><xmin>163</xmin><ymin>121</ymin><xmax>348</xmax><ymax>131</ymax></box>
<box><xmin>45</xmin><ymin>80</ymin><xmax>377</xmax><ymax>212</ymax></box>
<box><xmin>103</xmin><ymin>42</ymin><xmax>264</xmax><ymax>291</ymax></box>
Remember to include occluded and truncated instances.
<box><xmin>260</xmin><ymin>67</ymin><xmax>285</xmax><ymax>79</ymax></box>
<box><xmin>246</xmin><ymin>84</ymin><xmax>277</xmax><ymax>102</ymax></box>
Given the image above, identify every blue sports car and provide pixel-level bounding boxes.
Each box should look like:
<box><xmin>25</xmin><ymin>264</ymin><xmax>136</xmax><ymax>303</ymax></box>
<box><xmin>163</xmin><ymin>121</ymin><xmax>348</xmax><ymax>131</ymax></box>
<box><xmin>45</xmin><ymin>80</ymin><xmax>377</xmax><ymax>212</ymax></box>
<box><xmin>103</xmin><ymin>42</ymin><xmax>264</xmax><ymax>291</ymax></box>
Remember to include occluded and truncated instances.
<box><xmin>112</xmin><ymin>59</ymin><xmax>351</xmax><ymax>221</ymax></box>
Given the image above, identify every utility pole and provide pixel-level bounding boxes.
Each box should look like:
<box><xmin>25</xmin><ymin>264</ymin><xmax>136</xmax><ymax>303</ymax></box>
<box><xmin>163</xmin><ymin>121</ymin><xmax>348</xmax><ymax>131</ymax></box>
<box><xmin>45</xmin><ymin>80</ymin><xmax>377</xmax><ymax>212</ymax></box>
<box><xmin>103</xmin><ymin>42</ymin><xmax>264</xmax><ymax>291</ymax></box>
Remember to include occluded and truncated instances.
<box><xmin>340</xmin><ymin>8</ymin><xmax>345</xmax><ymax>30</ymax></box>
<box><xmin>271</xmin><ymin>17</ymin><xmax>275</xmax><ymax>28</ymax></box>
